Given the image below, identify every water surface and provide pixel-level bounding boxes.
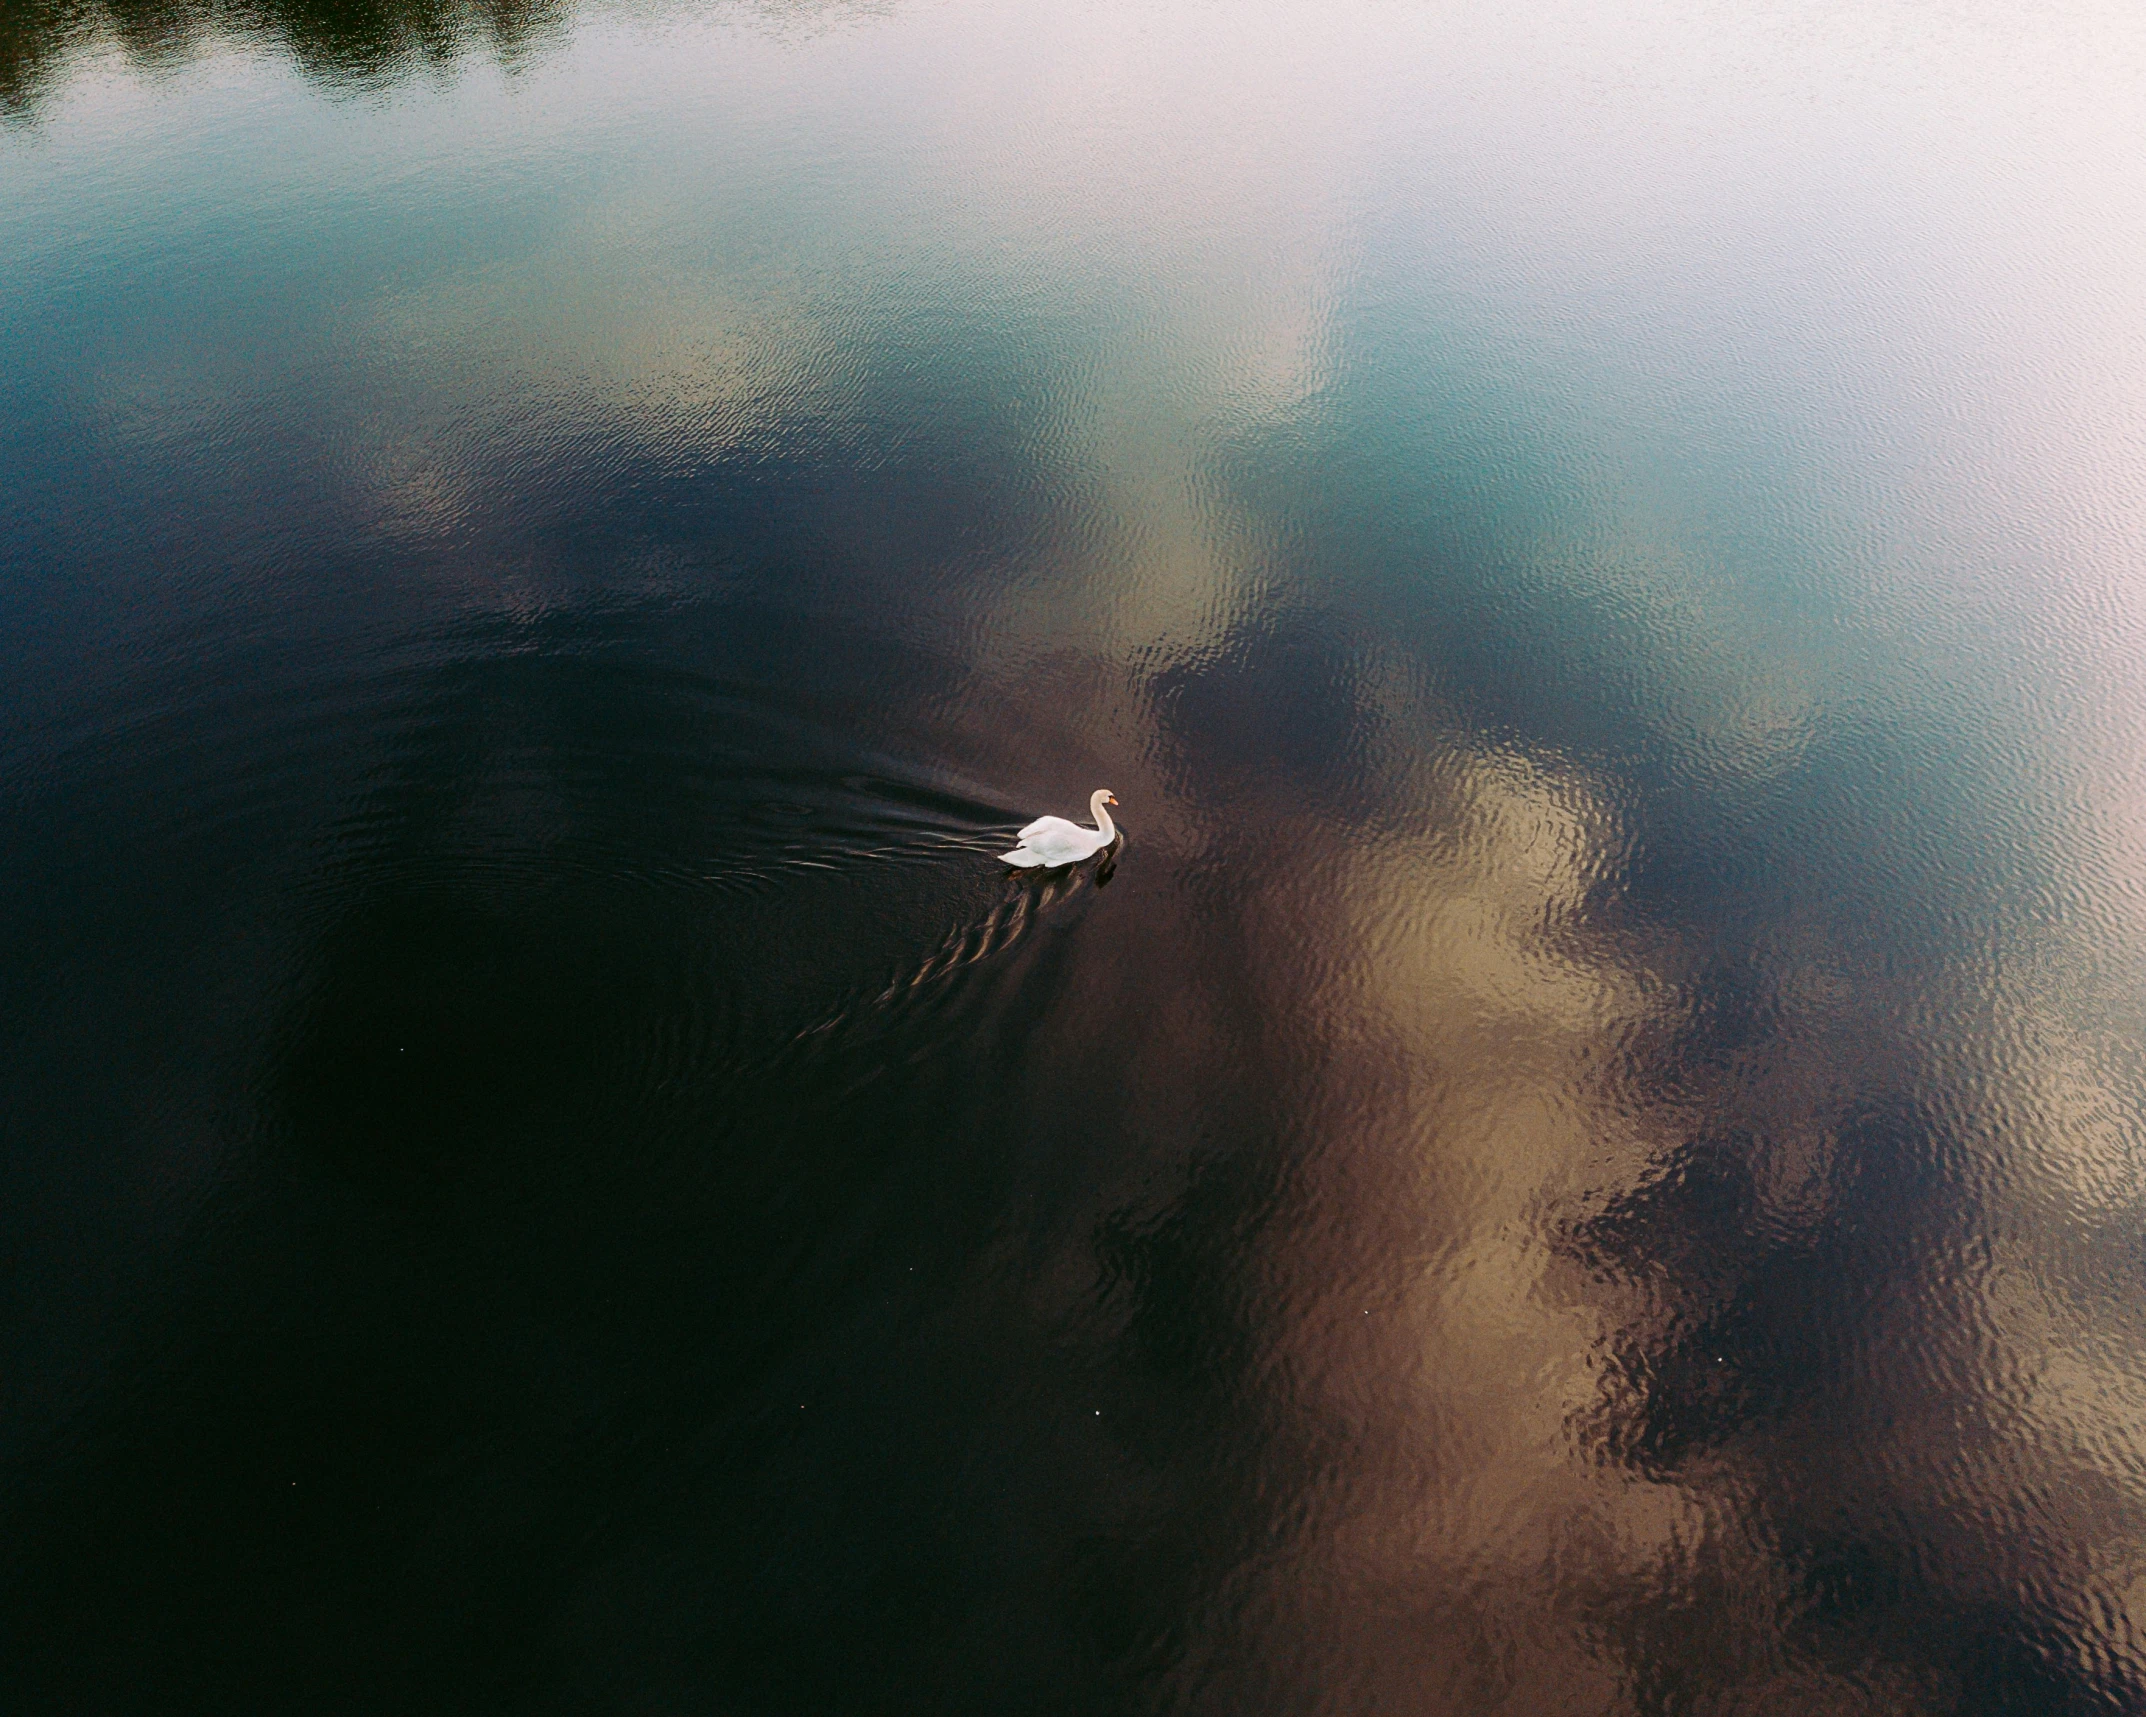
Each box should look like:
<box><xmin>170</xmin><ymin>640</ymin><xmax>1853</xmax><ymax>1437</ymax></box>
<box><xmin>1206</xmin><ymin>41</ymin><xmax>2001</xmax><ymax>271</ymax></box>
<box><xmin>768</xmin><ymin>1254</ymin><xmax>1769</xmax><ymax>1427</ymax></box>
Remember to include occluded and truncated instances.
<box><xmin>8</xmin><ymin>1</ymin><xmax>2146</xmax><ymax>1710</ymax></box>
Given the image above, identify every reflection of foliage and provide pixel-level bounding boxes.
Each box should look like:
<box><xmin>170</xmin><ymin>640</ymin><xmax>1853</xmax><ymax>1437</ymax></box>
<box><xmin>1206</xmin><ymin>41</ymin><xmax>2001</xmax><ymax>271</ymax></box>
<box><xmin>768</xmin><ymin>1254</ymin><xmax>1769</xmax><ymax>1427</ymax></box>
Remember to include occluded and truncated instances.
<box><xmin>1</xmin><ymin>0</ymin><xmax>571</xmax><ymax>116</ymax></box>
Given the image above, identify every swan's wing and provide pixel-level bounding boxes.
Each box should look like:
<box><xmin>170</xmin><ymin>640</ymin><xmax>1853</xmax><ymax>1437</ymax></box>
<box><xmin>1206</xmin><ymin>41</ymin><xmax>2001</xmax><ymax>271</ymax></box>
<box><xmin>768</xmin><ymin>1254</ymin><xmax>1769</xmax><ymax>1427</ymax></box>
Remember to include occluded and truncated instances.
<box><xmin>1004</xmin><ymin>817</ymin><xmax>1112</xmax><ymax>867</ymax></box>
<box><xmin>1026</xmin><ymin>823</ymin><xmax>1107</xmax><ymax>865</ymax></box>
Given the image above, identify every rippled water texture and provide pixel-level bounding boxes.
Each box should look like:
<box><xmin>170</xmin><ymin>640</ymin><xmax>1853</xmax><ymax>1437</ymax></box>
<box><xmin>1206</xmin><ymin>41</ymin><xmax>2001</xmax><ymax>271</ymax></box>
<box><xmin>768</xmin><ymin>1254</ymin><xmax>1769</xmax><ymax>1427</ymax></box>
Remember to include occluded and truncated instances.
<box><xmin>9</xmin><ymin>1</ymin><xmax>2146</xmax><ymax>1710</ymax></box>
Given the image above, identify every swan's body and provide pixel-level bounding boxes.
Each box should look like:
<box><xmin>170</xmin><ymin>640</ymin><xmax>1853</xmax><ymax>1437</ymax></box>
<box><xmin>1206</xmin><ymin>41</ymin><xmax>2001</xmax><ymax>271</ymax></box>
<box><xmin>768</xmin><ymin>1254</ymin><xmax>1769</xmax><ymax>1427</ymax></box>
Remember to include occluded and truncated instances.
<box><xmin>999</xmin><ymin>789</ymin><xmax>1119</xmax><ymax>868</ymax></box>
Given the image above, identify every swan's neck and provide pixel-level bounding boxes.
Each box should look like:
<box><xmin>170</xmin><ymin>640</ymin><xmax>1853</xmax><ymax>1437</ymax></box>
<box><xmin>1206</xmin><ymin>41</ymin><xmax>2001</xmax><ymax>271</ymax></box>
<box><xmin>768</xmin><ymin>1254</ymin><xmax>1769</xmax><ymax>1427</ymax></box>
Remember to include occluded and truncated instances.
<box><xmin>1090</xmin><ymin>793</ymin><xmax>1116</xmax><ymax>842</ymax></box>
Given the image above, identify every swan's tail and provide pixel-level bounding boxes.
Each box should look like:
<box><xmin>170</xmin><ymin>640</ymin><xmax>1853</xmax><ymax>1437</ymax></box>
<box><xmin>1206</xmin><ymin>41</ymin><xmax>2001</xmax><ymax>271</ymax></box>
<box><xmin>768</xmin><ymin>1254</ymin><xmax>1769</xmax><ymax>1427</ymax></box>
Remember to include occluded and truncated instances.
<box><xmin>998</xmin><ymin>845</ymin><xmax>1046</xmax><ymax>867</ymax></box>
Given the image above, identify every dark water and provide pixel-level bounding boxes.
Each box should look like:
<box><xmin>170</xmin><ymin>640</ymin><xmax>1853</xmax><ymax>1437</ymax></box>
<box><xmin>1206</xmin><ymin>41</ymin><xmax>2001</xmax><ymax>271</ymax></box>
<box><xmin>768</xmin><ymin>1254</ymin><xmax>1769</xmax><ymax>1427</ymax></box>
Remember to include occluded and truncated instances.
<box><xmin>9</xmin><ymin>1</ymin><xmax>2146</xmax><ymax>1709</ymax></box>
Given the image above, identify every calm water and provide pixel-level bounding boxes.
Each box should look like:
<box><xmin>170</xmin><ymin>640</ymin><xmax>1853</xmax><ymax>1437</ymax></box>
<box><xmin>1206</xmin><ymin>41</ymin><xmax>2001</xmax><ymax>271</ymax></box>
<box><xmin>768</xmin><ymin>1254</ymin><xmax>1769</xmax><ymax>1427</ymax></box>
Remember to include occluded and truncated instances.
<box><xmin>8</xmin><ymin>1</ymin><xmax>2146</xmax><ymax>1709</ymax></box>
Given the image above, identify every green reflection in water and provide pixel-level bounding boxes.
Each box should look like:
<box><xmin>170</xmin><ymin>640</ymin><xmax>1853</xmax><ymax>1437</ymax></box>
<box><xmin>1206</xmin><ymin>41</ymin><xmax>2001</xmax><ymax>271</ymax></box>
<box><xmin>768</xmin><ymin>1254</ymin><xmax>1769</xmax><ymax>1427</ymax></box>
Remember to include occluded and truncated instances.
<box><xmin>2</xmin><ymin>0</ymin><xmax>570</xmax><ymax>113</ymax></box>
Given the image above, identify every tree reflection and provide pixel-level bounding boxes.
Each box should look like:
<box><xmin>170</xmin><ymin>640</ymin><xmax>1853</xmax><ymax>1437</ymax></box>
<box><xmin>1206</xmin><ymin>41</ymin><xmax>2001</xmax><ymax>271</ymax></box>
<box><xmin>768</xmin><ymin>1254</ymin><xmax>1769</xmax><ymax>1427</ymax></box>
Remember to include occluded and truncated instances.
<box><xmin>1</xmin><ymin>0</ymin><xmax>571</xmax><ymax>114</ymax></box>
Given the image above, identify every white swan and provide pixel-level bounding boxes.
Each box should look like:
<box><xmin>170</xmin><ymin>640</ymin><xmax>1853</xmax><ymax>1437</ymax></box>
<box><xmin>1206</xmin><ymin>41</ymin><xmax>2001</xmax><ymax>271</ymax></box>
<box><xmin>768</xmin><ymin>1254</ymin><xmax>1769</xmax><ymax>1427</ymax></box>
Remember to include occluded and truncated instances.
<box><xmin>999</xmin><ymin>789</ymin><xmax>1119</xmax><ymax>868</ymax></box>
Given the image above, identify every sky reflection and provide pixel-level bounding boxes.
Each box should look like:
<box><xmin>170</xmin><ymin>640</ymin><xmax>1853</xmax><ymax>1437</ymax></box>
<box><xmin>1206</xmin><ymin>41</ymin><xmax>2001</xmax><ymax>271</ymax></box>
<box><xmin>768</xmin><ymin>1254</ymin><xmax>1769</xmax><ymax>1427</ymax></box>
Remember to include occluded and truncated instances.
<box><xmin>8</xmin><ymin>0</ymin><xmax>2146</xmax><ymax>1710</ymax></box>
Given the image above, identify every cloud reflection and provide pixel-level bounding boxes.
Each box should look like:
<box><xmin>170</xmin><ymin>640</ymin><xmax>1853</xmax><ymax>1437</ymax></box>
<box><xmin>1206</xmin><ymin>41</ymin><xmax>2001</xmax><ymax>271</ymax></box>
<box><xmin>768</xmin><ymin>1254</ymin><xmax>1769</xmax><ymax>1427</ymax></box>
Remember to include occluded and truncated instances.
<box><xmin>10</xmin><ymin>0</ymin><xmax>2146</xmax><ymax>1709</ymax></box>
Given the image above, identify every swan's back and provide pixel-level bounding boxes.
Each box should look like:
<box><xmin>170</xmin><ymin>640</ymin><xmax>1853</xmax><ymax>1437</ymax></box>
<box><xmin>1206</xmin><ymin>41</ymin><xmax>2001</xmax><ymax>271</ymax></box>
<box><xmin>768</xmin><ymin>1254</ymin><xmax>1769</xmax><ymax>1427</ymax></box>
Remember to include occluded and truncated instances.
<box><xmin>999</xmin><ymin>815</ymin><xmax>1109</xmax><ymax>867</ymax></box>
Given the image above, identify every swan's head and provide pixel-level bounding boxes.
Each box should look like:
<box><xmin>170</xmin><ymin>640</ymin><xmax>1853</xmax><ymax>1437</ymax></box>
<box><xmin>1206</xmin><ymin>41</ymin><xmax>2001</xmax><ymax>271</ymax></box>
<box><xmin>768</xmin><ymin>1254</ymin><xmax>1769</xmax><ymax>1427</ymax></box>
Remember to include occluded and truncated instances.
<box><xmin>1102</xmin><ymin>791</ymin><xmax>1118</xmax><ymax>806</ymax></box>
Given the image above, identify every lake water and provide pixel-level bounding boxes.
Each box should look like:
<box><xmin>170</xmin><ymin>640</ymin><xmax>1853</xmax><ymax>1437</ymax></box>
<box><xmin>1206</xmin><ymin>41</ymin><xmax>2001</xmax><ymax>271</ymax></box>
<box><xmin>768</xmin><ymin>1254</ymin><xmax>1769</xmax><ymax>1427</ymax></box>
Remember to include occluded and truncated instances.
<box><xmin>8</xmin><ymin>1</ymin><xmax>2146</xmax><ymax>1709</ymax></box>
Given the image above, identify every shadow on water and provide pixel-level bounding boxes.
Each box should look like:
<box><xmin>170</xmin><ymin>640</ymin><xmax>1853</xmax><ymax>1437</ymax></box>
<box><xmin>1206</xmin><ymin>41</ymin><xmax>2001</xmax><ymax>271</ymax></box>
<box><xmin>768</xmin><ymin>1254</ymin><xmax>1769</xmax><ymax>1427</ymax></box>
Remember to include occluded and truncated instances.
<box><xmin>0</xmin><ymin>625</ymin><xmax>1121</xmax><ymax>1711</ymax></box>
